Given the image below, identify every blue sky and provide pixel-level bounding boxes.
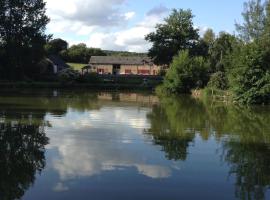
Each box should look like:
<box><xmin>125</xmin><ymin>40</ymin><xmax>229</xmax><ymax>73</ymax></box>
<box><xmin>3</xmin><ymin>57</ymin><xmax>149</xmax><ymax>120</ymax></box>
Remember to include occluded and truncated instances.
<box><xmin>127</xmin><ymin>0</ymin><xmax>245</xmax><ymax>32</ymax></box>
<box><xmin>45</xmin><ymin>0</ymin><xmax>247</xmax><ymax>52</ymax></box>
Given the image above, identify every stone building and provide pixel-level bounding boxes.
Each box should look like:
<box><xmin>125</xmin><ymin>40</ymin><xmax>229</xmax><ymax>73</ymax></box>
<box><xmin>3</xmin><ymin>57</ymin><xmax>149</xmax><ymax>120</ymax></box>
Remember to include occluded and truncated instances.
<box><xmin>85</xmin><ymin>56</ymin><xmax>161</xmax><ymax>75</ymax></box>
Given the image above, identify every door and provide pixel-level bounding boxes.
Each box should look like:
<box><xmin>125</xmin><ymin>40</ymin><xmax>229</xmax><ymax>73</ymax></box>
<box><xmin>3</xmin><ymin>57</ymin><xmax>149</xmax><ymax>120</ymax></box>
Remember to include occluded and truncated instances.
<box><xmin>113</xmin><ymin>64</ymin><xmax>121</xmax><ymax>75</ymax></box>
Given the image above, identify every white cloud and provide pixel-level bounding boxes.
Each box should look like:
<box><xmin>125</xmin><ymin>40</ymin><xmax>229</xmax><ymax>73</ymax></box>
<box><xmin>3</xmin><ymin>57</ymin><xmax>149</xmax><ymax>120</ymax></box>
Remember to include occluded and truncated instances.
<box><xmin>46</xmin><ymin>0</ymin><xmax>127</xmax><ymax>26</ymax></box>
<box><xmin>45</xmin><ymin>107</ymin><xmax>177</xmax><ymax>191</ymax></box>
<box><xmin>85</xmin><ymin>10</ymin><xmax>166</xmax><ymax>52</ymax></box>
<box><xmin>45</xmin><ymin>0</ymin><xmax>133</xmax><ymax>38</ymax></box>
<box><xmin>44</xmin><ymin>0</ymin><xmax>168</xmax><ymax>52</ymax></box>
<box><xmin>124</xmin><ymin>12</ymin><xmax>136</xmax><ymax>20</ymax></box>
<box><xmin>195</xmin><ymin>25</ymin><xmax>212</xmax><ymax>36</ymax></box>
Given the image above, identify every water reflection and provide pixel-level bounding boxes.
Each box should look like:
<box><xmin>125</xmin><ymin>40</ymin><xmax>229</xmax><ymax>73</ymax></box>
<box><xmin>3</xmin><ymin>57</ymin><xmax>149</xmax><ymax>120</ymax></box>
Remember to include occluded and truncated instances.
<box><xmin>145</xmin><ymin>95</ymin><xmax>270</xmax><ymax>199</ymax></box>
<box><xmin>0</xmin><ymin>112</ymin><xmax>49</xmax><ymax>200</ymax></box>
<box><xmin>0</xmin><ymin>90</ymin><xmax>269</xmax><ymax>200</ymax></box>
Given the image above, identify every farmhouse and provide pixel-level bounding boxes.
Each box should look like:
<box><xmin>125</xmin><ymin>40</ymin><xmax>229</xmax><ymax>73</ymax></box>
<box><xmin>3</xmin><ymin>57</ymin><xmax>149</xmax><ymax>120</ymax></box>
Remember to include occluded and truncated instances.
<box><xmin>85</xmin><ymin>56</ymin><xmax>161</xmax><ymax>75</ymax></box>
<box><xmin>47</xmin><ymin>55</ymin><xmax>70</xmax><ymax>74</ymax></box>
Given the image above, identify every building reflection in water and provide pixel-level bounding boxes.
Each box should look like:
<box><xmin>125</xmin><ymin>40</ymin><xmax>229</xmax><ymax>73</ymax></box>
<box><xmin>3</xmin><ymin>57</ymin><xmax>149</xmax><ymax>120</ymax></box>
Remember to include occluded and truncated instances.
<box><xmin>0</xmin><ymin>90</ymin><xmax>269</xmax><ymax>200</ymax></box>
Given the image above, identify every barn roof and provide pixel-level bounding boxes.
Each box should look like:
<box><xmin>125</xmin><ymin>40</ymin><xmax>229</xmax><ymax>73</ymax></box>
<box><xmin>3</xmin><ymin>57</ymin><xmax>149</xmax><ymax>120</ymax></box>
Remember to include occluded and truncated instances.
<box><xmin>89</xmin><ymin>56</ymin><xmax>154</xmax><ymax>65</ymax></box>
<box><xmin>48</xmin><ymin>55</ymin><xmax>70</xmax><ymax>69</ymax></box>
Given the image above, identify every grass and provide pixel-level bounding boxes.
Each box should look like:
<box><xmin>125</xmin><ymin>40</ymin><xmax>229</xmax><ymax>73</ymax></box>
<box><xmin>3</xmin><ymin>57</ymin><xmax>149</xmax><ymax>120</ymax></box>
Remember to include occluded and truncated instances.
<box><xmin>67</xmin><ymin>63</ymin><xmax>87</xmax><ymax>71</ymax></box>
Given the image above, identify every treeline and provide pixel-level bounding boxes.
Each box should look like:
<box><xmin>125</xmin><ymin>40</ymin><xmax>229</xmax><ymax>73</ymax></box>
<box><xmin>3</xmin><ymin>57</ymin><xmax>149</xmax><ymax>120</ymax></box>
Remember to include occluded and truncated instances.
<box><xmin>149</xmin><ymin>0</ymin><xmax>270</xmax><ymax>105</ymax></box>
<box><xmin>0</xmin><ymin>0</ymin><xmax>49</xmax><ymax>80</ymax></box>
<box><xmin>0</xmin><ymin>0</ymin><xmax>146</xmax><ymax>82</ymax></box>
<box><xmin>45</xmin><ymin>39</ymin><xmax>146</xmax><ymax>64</ymax></box>
<box><xmin>104</xmin><ymin>50</ymin><xmax>147</xmax><ymax>57</ymax></box>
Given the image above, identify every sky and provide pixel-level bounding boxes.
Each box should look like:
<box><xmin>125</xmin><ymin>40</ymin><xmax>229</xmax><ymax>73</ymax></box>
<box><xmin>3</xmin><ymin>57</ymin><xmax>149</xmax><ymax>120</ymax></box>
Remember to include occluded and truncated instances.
<box><xmin>45</xmin><ymin>0</ymin><xmax>247</xmax><ymax>52</ymax></box>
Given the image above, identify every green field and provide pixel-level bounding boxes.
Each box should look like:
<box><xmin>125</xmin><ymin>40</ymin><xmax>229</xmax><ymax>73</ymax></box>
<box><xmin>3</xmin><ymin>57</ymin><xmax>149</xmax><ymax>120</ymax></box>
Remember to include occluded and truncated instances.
<box><xmin>68</xmin><ymin>63</ymin><xmax>87</xmax><ymax>71</ymax></box>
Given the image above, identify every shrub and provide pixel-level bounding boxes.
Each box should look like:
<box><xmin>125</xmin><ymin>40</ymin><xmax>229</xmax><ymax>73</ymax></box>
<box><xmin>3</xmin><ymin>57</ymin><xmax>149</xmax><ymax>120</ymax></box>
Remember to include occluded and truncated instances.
<box><xmin>58</xmin><ymin>68</ymin><xmax>80</xmax><ymax>83</ymax></box>
<box><xmin>229</xmin><ymin>42</ymin><xmax>270</xmax><ymax>104</ymax></box>
<box><xmin>78</xmin><ymin>73</ymin><xmax>101</xmax><ymax>83</ymax></box>
<box><xmin>161</xmin><ymin>50</ymin><xmax>209</xmax><ymax>94</ymax></box>
<box><xmin>207</xmin><ymin>71</ymin><xmax>228</xmax><ymax>90</ymax></box>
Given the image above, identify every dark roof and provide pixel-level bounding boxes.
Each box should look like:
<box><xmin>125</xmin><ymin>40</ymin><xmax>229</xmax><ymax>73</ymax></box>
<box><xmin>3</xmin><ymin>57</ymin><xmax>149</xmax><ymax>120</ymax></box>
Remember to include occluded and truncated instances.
<box><xmin>48</xmin><ymin>55</ymin><xmax>70</xmax><ymax>69</ymax></box>
<box><xmin>89</xmin><ymin>56</ymin><xmax>154</xmax><ymax>65</ymax></box>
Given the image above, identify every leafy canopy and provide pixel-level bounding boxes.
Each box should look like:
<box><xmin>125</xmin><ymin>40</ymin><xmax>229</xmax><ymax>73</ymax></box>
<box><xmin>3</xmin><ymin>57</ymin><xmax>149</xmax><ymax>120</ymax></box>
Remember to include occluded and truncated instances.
<box><xmin>145</xmin><ymin>9</ymin><xmax>199</xmax><ymax>66</ymax></box>
<box><xmin>0</xmin><ymin>0</ymin><xmax>49</xmax><ymax>80</ymax></box>
<box><xmin>45</xmin><ymin>38</ymin><xmax>68</xmax><ymax>55</ymax></box>
<box><xmin>162</xmin><ymin>50</ymin><xmax>209</xmax><ymax>94</ymax></box>
<box><xmin>235</xmin><ymin>0</ymin><xmax>266</xmax><ymax>42</ymax></box>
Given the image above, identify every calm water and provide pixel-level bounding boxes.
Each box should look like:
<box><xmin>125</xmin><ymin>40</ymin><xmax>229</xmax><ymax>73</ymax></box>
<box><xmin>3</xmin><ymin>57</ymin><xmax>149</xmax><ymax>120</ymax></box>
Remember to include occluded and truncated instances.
<box><xmin>0</xmin><ymin>90</ymin><xmax>270</xmax><ymax>200</ymax></box>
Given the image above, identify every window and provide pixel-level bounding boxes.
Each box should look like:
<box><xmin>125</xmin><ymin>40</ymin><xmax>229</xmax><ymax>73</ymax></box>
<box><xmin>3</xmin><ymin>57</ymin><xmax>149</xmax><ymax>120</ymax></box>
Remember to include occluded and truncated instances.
<box><xmin>98</xmin><ymin>69</ymin><xmax>105</xmax><ymax>74</ymax></box>
<box><xmin>138</xmin><ymin>69</ymin><xmax>150</xmax><ymax>75</ymax></box>
<box><xmin>125</xmin><ymin>69</ymin><xmax>132</xmax><ymax>74</ymax></box>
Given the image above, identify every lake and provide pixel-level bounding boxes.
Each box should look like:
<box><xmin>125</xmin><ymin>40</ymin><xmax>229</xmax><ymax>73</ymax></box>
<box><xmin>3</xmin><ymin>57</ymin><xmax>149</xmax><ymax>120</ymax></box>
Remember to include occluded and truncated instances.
<box><xmin>0</xmin><ymin>89</ymin><xmax>270</xmax><ymax>200</ymax></box>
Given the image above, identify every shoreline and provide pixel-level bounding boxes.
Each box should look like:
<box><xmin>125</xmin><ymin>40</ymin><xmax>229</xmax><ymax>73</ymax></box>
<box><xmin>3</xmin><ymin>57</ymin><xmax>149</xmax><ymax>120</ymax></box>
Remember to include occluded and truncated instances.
<box><xmin>0</xmin><ymin>81</ymin><xmax>160</xmax><ymax>91</ymax></box>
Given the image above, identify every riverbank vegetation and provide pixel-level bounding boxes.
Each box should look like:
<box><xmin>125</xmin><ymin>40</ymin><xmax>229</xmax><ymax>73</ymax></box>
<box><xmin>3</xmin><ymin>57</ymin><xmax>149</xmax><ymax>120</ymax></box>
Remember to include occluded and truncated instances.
<box><xmin>150</xmin><ymin>0</ymin><xmax>270</xmax><ymax>105</ymax></box>
<box><xmin>0</xmin><ymin>0</ymin><xmax>269</xmax><ymax>104</ymax></box>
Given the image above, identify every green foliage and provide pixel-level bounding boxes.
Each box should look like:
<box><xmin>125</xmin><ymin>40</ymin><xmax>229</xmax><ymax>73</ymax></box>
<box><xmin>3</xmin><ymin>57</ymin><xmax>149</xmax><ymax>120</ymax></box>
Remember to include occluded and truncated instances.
<box><xmin>209</xmin><ymin>32</ymin><xmax>241</xmax><ymax>73</ymax></box>
<box><xmin>235</xmin><ymin>0</ymin><xmax>266</xmax><ymax>42</ymax></box>
<box><xmin>104</xmin><ymin>50</ymin><xmax>146</xmax><ymax>57</ymax></box>
<box><xmin>45</xmin><ymin>38</ymin><xmax>68</xmax><ymax>55</ymax></box>
<box><xmin>60</xmin><ymin>43</ymin><xmax>106</xmax><ymax>63</ymax></box>
<box><xmin>0</xmin><ymin>0</ymin><xmax>49</xmax><ymax>80</ymax></box>
<box><xmin>203</xmin><ymin>28</ymin><xmax>216</xmax><ymax>45</ymax></box>
<box><xmin>78</xmin><ymin>73</ymin><xmax>101</xmax><ymax>83</ymax></box>
<box><xmin>207</xmin><ymin>71</ymin><xmax>229</xmax><ymax>90</ymax></box>
<box><xmin>229</xmin><ymin>42</ymin><xmax>270</xmax><ymax>104</ymax></box>
<box><xmin>162</xmin><ymin>50</ymin><xmax>209</xmax><ymax>94</ymax></box>
<box><xmin>145</xmin><ymin>9</ymin><xmax>199</xmax><ymax>65</ymax></box>
<box><xmin>58</xmin><ymin>68</ymin><xmax>80</xmax><ymax>83</ymax></box>
<box><xmin>67</xmin><ymin>63</ymin><xmax>87</xmax><ymax>71</ymax></box>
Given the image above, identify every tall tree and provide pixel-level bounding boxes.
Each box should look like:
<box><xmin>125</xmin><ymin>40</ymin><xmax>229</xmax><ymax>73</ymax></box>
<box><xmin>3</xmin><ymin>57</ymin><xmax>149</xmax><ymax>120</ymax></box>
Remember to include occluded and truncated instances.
<box><xmin>45</xmin><ymin>38</ymin><xmax>68</xmax><ymax>55</ymax></box>
<box><xmin>203</xmin><ymin>28</ymin><xmax>216</xmax><ymax>46</ymax></box>
<box><xmin>0</xmin><ymin>0</ymin><xmax>49</xmax><ymax>80</ymax></box>
<box><xmin>235</xmin><ymin>0</ymin><xmax>266</xmax><ymax>42</ymax></box>
<box><xmin>61</xmin><ymin>43</ymin><xmax>106</xmax><ymax>63</ymax></box>
<box><xmin>209</xmin><ymin>32</ymin><xmax>240</xmax><ymax>73</ymax></box>
<box><xmin>145</xmin><ymin>9</ymin><xmax>199</xmax><ymax>66</ymax></box>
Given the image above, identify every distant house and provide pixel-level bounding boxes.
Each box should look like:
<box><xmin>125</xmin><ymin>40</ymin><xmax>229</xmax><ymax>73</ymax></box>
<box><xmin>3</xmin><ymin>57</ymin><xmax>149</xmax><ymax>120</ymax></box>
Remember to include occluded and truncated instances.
<box><xmin>85</xmin><ymin>56</ymin><xmax>161</xmax><ymax>75</ymax></box>
<box><xmin>47</xmin><ymin>55</ymin><xmax>70</xmax><ymax>74</ymax></box>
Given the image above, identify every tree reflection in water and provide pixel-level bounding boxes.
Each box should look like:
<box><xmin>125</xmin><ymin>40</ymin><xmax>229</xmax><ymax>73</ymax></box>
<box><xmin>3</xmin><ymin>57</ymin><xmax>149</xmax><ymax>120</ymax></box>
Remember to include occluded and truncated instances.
<box><xmin>0</xmin><ymin>114</ymin><xmax>49</xmax><ymax>200</ymax></box>
<box><xmin>0</xmin><ymin>90</ymin><xmax>103</xmax><ymax>200</ymax></box>
<box><xmin>145</xmin><ymin>95</ymin><xmax>270</xmax><ymax>200</ymax></box>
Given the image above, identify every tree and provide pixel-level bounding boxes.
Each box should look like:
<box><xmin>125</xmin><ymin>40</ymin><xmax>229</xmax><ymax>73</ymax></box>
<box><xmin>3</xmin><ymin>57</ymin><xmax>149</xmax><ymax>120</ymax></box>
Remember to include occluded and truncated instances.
<box><xmin>207</xmin><ymin>71</ymin><xmax>229</xmax><ymax>90</ymax></box>
<box><xmin>145</xmin><ymin>9</ymin><xmax>199</xmax><ymax>66</ymax></box>
<box><xmin>229</xmin><ymin>42</ymin><xmax>270</xmax><ymax>104</ymax></box>
<box><xmin>235</xmin><ymin>0</ymin><xmax>266</xmax><ymax>42</ymax></box>
<box><xmin>209</xmin><ymin>32</ymin><xmax>241</xmax><ymax>73</ymax></box>
<box><xmin>61</xmin><ymin>43</ymin><xmax>106</xmax><ymax>63</ymax></box>
<box><xmin>0</xmin><ymin>113</ymin><xmax>49</xmax><ymax>199</ymax></box>
<box><xmin>261</xmin><ymin>1</ymin><xmax>270</xmax><ymax>63</ymax></box>
<box><xmin>161</xmin><ymin>50</ymin><xmax>209</xmax><ymax>94</ymax></box>
<box><xmin>0</xmin><ymin>0</ymin><xmax>49</xmax><ymax>80</ymax></box>
<box><xmin>203</xmin><ymin>28</ymin><xmax>216</xmax><ymax>46</ymax></box>
<box><xmin>45</xmin><ymin>38</ymin><xmax>68</xmax><ymax>55</ymax></box>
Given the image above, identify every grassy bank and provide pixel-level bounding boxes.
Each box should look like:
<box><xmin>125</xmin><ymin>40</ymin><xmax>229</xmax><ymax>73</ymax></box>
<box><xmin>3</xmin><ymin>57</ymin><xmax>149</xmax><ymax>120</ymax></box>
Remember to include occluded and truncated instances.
<box><xmin>67</xmin><ymin>63</ymin><xmax>87</xmax><ymax>71</ymax></box>
<box><xmin>191</xmin><ymin>88</ymin><xmax>234</xmax><ymax>104</ymax></box>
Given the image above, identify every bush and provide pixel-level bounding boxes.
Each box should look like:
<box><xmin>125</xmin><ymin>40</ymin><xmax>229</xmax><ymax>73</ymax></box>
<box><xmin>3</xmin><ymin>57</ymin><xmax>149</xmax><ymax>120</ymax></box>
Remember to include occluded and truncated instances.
<box><xmin>229</xmin><ymin>42</ymin><xmax>270</xmax><ymax>104</ymax></box>
<box><xmin>78</xmin><ymin>73</ymin><xmax>101</xmax><ymax>83</ymax></box>
<box><xmin>58</xmin><ymin>68</ymin><xmax>80</xmax><ymax>83</ymax></box>
<box><xmin>207</xmin><ymin>71</ymin><xmax>228</xmax><ymax>90</ymax></box>
<box><xmin>161</xmin><ymin>50</ymin><xmax>209</xmax><ymax>94</ymax></box>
